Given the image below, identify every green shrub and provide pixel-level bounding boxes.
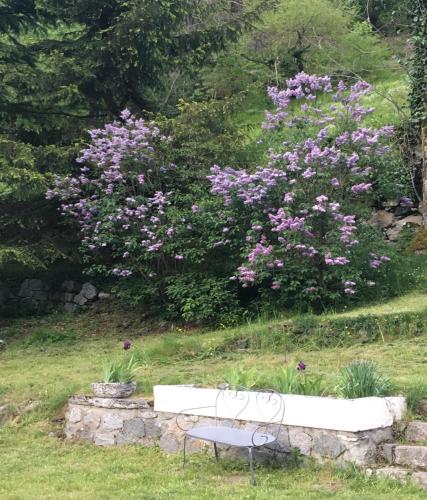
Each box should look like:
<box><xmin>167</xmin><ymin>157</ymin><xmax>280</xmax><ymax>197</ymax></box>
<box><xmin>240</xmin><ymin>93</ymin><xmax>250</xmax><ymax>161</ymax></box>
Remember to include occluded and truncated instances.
<box><xmin>165</xmin><ymin>274</ymin><xmax>242</xmax><ymax>325</ymax></box>
<box><xmin>336</xmin><ymin>360</ymin><xmax>393</xmax><ymax>398</ymax></box>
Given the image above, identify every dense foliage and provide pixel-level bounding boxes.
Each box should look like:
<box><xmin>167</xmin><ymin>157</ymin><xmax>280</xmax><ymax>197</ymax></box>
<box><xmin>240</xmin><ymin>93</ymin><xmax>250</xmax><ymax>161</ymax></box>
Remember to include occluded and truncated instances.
<box><xmin>202</xmin><ymin>0</ymin><xmax>396</xmax><ymax>98</ymax></box>
<box><xmin>1</xmin><ymin>0</ymin><xmax>425</xmax><ymax>322</ymax></box>
<box><xmin>0</xmin><ymin>0</ymin><xmax>262</xmax><ymax>276</ymax></box>
<box><xmin>48</xmin><ymin>73</ymin><xmax>408</xmax><ymax>322</ymax></box>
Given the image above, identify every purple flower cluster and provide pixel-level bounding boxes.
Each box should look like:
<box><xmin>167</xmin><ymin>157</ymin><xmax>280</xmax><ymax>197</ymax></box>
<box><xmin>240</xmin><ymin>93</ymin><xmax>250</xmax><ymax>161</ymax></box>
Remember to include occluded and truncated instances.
<box><xmin>46</xmin><ymin>112</ymin><xmax>178</xmax><ymax>278</ymax></box>
<box><xmin>208</xmin><ymin>73</ymin><xmax>394</xmax><ymax>296</ymax></box>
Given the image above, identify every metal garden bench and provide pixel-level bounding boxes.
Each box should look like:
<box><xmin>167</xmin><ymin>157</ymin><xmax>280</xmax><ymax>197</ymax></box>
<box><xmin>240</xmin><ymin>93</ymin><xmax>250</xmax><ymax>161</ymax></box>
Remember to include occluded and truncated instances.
<box><xmin>178</xmin><ymin>386</ymin><xmax>286</xmax><ymax>485</ymax></box>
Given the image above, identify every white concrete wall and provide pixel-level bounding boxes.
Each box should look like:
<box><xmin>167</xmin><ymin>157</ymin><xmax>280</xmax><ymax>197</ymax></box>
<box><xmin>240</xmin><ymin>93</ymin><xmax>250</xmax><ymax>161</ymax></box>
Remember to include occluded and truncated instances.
<box><xmin>154</xmin><ymin>385</ymin><xmax>406</xmax><ymax>432</ymax></box>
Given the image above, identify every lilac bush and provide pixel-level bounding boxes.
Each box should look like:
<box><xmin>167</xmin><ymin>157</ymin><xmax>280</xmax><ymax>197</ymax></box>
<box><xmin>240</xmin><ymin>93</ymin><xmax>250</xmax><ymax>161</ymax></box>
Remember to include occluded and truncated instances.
<box><xmin>47</xmin><ymin>72</ymin><xmax>401</xmax><ymax>319</ymax></box>
<box><xmin>208</xmin><ymin>72</ymin><xmax>394</xmax><ymax>300</ymax></box>
<box><xmin>46</xmin><ymin>110</ymin><xmax>179</xmax><ymax>282</ymax></box>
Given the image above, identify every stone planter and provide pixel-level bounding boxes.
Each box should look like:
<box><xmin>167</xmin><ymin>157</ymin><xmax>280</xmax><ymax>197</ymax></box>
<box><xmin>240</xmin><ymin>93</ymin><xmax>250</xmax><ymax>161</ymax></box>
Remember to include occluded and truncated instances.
<box><xmin>92</xmin><ymin>381</ymin><xmax>136</xmax><ymax>398</ymax></box>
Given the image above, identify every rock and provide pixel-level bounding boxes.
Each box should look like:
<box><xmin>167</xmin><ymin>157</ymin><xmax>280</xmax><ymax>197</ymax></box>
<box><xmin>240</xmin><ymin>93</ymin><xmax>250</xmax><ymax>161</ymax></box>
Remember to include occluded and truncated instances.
<box><xmin>83</xmin><ymin>413</ymin><xmax>100</xmax><ymax>429</ymax></box>
<box><xmin>383</xmin><ymin>199</ymin><xmax>399</xmax><ymax>208</ymax></box>
<box><xmin>376</xmin><ymin>466</ymin><xmax>411</xmax><ymax>481</ymax></box>
<box><xmin>0</xmin><ymin>339</ymin><xmax>6</xmax><ymax>351</ymax></box>
<box><xmin>406</xmin><ymin>421</ymin><xmax>427</xmax><ymax>442</ymax></box>
<box><xmin>95</xmin><ymin>433</ymin><xmax>115</xmax><ymax>446</ymax></box>
<box><xmin>73</xmin><ymin>293</ymin><xmax>88</xmax><ymax>306</ymax></box>
<box><xmin>64</xmin><ymin>302</ymin><xmax>77</xmax><ymax>313</ymax></box>
<box><xmin>394</xmin><ymin>206</ymin><xmax>414</xmax><ymax>217</ymax></box>
<box><xmin>413</xmin><ymin>471</ymin><xmax>427</xmax><ymax>490</ymax></box>
<box><xmin>141</xmin><ymin>411</ymin><xmax>157</xmax><ymax>419</ymax></box>
<box><xmin>386</xmin><ymin>215</ymin><xmax>423</xmax><ymax>241</ymax></box>
<box><xmin>343</xmin><ymin>436</ymin><xmax>376</xmax><ymax>466</ymax></box>
<box><xmin>144</xmin><ymin>419</ymin><xmax>162</xmax><ymax>439</ymax></box>
<box><xmin>69</xmin><ymin>395</ymin><xmax>149</xmax><ymax>409</ymax></box>
<box><xmin>394</xmin><ymin>445</ymin><xmax>427</xmax><ymax>469</ymax></box>
<box><xmin>369</xmin><ymin>427</ymin><xmax>393</xmax><ymax>444</ymax></box>
<box><xmin>81</xmin><ymin>283</ymin><xmax>98</xmax><ymax>300</ymax></box>
<box><xmin>69</xmin><ymin>407</ymin><xmax>82</xmax><ymax>424</ymax></box>
<box><xmin>116</xmin><ymin>418</ymin><xmax>146</xmax><ymax>445</ymax></box>
<box><xmin>18</xmin><ymin>279</ymin><xmax>46</xmax><ymax>296</ymax></box>
<box><xmin>312</xmin><ymin>433</ymin><xmax>345</xmax><ymax>459</ymax></box>
<box><xmin>380</xmin><ymin>443</ymin><xmax>395</xmax><ymax>463</ymax></box>
<box><xmin>92</xmin><ymin>382</ymin><xmax>136</xmax><ymax>399</ymax></box>
<box><xmin>369</xmin><ymin>210</ymin><xmax>395</xmax><ymax>229</ymax></box>
<box><xmin>0</xmin><ymin>282</ymin><xmax>10</xmax><ymax>306</ymax></box>
<box><xmin>63</xmin><ymin>293</ymin><xmax>74</xmax><ymax>302</ymax></box>
<box><xmin>61</xmin><ymin>280</ymin><xmax>80</xmax><ymax>293</ymax></box>
<box><xmin>98</xmin><ymin>292</ymin><xmax>112</xmax><ymax>301</ymax></box>
<box><xmin>101</xmin><ymin>413</ymin><xmax>124</xmax><ymax>431</ymax></box>
<box><xmin>288</xmin><ymin>428</ymin><xmax>312</xmax><ymax>455</ymax></box>
<box><xmin>400</xmin><ymin>214</ymin><xmax>423</xmax><ymax>225</ymax></box>
<box><xmin>159</xmin><ymin>433</ymin><xmax>181</xmax><ymax>453</ymax></box>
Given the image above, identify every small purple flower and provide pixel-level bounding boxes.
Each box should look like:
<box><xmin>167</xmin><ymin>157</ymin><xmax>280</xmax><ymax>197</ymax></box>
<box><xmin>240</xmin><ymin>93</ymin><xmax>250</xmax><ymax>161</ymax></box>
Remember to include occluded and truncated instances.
<box><xmin>123</xmin><ymin>340</ymin><xmax>132</xmax><ymax>350</ymax></box>
<box><xmin>297</xmin><ymin>361</ymin><xmax>306</xmax><ymax>371</ymax></box>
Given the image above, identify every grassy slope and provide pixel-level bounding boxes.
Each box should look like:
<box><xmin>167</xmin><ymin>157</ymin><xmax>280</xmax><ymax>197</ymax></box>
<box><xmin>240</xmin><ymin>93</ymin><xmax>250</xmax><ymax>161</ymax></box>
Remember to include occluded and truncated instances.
<box><xmin>1</xmin><ymin>289</ymin><xmax>427</xmax><ymax>499</ymax></box>
<box><xmin>0</xmin><ymin>58</ymin><xmax>422</xmax><ymax>500</ymax></box>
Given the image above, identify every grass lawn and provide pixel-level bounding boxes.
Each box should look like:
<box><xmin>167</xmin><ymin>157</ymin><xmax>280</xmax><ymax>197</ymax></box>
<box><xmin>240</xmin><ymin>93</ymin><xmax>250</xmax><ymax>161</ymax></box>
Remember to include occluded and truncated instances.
<box><xmin>1</xmin><ymin>290</ymin><xmax>427</xmax><ymax>498</ymax></box>
<box><xmin>0</xmin><ymin>426</ymin><xmax>425</xmax><ymax>500</ymax></box>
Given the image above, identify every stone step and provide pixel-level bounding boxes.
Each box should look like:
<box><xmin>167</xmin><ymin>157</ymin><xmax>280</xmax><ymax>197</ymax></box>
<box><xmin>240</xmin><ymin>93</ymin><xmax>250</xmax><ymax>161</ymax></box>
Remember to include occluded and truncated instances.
<box><xmin>406</xmin><ymin>421</ymin><xmax>427</xmax><ymax>442</ymax></box>
<box><xmin>380</xmin><ymin>443</ymin><xmax>427</xmax><ymax>470</ymax></box>
<box><xmin>395</xmin><ymin>445</ymin><xmax>427</xmax><ymax>469</ymax></box>
<box><xmin>376</xmin><ymin>467</ymin><xmax>427</xmax><ymax>491</ymax></box>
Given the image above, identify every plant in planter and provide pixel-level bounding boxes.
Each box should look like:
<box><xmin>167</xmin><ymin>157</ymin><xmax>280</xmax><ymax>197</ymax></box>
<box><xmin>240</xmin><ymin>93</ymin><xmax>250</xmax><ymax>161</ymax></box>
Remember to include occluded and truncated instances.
<box><xmin>92</xmin><ymin>340</ymin><xmax>140</xmax><ymax>398</ymax></box>
<box><xmin>336</xmin><ymin>360</ymin><xmax>393</xmax><ymax>398</ymax></box>
<box><xmin>272</xmin><ymin>362</ymin><xmax>326</xmax><ymax>396</ymax></box>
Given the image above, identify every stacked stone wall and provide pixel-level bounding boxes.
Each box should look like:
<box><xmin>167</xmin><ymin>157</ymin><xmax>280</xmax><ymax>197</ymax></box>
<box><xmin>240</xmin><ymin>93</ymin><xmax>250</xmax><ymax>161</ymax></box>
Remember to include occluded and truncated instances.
<box><xmin>65</xmin><ymin>395</ymin><xmax>393</xmax><ymax>467</ymax></box>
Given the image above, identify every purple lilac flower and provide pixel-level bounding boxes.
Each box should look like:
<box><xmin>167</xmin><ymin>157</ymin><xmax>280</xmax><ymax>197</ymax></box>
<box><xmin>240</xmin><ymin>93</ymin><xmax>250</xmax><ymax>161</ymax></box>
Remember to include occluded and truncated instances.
<box><xmin>297</xmin><ymin>361</ymin><xmax>306</xmax><ymax>371</ymax></box>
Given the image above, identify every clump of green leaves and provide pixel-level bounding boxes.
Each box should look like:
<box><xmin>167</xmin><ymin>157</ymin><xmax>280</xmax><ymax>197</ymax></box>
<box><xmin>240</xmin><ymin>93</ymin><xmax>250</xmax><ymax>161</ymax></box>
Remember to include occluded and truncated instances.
<box><xmin>272</xmin><ymin>366</ymin><xmax>326</xmax><ymax>396</ymax></box>
<box><xmin>24</xmin><ymin>328</ymin><xmax>76</xmax><ymax>346</ymax></box>
<box><xmin>224</xmin><ymin>366</ymin><xmax>261</xmax><ymax>389</ymax></box>
<box><xmin>336</xmin><ymin>360</ymin><xmax>393</xmax><ymax>398</ymax></box>
<box><xmin>103</xmin><ymin>355</ymin><xmax>140</xmax><ymax>383</ymax></box>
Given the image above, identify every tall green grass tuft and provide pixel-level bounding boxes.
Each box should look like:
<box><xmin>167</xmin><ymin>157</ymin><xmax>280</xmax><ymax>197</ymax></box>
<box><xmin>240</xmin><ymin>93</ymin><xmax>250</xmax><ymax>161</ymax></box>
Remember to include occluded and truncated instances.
<box><xmin>336</xmin><ymin>360</ymin><xmax>393</xmax><ymax>398</ymax></box>
<box><xmin>405</xmin><ymin>384</ymin><xmax>427</xmax><ymax>414</ymax></box>
<box><xmin>103</xmin><ymin>355</ymin><xmax>140</xmax><ymax>383</ymax></box>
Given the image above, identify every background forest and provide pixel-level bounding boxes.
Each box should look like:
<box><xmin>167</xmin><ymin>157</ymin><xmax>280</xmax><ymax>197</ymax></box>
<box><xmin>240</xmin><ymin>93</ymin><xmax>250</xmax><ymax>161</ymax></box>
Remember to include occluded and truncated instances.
<box><xmin>1</xmin><ymin>0</ymin><xmax>426</xmax><ymax>324</ymax></box>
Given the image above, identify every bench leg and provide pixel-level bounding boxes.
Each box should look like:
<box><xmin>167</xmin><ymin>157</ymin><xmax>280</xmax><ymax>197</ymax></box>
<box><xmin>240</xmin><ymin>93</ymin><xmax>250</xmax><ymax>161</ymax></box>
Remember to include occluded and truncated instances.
<box><xmin>248</xmin><ymin>447</ymin><xmax>256</xmax><ymax>486</ymax></box>
<box><xmin>183</xmin><ymin>434</ymin><xmax>187</xmax><ymax>467</ymax></box>
<box><xmin>213</xmin><ymin>442</ymin><xmax>219</xmax><ymax>461</ymax></box>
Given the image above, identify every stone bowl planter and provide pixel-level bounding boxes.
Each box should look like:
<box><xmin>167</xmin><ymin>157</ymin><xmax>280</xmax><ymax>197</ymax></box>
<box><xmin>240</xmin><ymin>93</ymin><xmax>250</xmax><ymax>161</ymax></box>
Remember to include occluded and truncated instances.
<box><xmin>92</xmin><ymin>381</ymin><xmax>136</xmax><ymax>398</ymax></box>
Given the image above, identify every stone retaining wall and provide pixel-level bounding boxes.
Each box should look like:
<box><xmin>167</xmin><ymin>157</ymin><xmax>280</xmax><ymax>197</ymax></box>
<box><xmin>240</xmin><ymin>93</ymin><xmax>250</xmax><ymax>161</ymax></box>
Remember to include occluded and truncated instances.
<box><xmin>65</xmin><ymin>395</ymin><xmax>393</xmax><ymax>466</ymax></box>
